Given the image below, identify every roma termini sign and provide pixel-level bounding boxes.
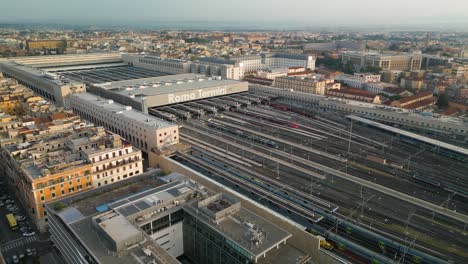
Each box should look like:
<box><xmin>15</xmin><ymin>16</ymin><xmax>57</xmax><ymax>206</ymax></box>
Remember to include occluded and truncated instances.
<box><xmin>167</xmin><ymin>87</ymin><xmax>227</xmax><ymax>104</ymax></box>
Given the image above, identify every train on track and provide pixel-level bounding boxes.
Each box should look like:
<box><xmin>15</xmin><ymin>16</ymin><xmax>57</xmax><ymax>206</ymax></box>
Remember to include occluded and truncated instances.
<box><xmin>269</xmin><ymin>103</ymin><xmax>315</xmax><ymax>118</ymax></box>
<box><xmin>412</xmin><ymin>174</ymin><xmax>468</xmax><ymax>198</ymax></box>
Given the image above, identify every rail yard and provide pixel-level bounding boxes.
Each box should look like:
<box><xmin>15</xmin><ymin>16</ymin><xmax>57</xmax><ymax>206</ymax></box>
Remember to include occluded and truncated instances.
<box><xmin>148</xmin><ymin>92</ymin><xmax>468</xmax><ymax>264</ymax></box>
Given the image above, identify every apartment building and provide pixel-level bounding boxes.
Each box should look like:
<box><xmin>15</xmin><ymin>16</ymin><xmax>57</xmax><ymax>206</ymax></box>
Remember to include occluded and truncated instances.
<box><xmin>340</xmin><ymin>51</ymin><xmax>422</xmax><ymax>71</ymax></box>
<box><xmin>0</xmin><ymin>78</ymin><xmax>145</xmax><ymax>232</ymax></box>
<box><xmin>26</xmin><ymin>39</ymin><xmax>67</xmax><ymax>53</ymax></box>
<box><xmin>335</xmin><ymin>74</ymin><xmax>398</xmax><ymax>95</ymax></box>
<box><xmin>353</xmin><ymin>72</ymin><xmax>381</xmax><ymax>83</ymax></box>
<box><xmin>0</xmin><ymin>133</ymin><xmax>94</xmax><ymax>231</ymax></box>
<box><xmin>451</xmin><ymin>63</ymin><xmax>468</xmax><ymax>80</ymax></box>
<box><xmin>381</xmin><ymin>70</ymin><xmax>404</xmax><ymax>84</ymax></box>
<box><xmin>69</xmin><ymin>129</ymin><xmax>143</xmax><ymax>188</ymax></box>
<box><xmin>456</xmin><ymin>88</ymin><xmax>468</xmax><ymax>101</ymax></box>
<box><xmin>0</xmin><ymin>125</ymin><xmax>144</xmax><ymax>231</ymax></box>
<box><xmin>0</xmin><ymin>78</ymin><xmax>35</xmax><ymax>115</ymax></box>
<box><xmin>274</xmin><ymin>76</ymin><xmax>326</xmax><ymax>95</ymax></box>
<box><xmin>400</xmin><ymin>77</ymin><xmax>427</xmax><ymax>92</ymax></box>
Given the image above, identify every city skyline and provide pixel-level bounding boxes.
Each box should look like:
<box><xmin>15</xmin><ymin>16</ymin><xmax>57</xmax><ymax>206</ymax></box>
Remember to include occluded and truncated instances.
<box><xmin>1</xmin><ymin>0</ymin><xmax>468</xmax><ymax>30</ymax></box>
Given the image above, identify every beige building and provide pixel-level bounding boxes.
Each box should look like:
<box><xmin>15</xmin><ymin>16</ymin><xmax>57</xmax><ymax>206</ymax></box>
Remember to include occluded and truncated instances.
<box><xmin>456</xmin><ymin>88</ymin><xmax>468</xmax><ymax>101</ymax></box>
<box><xmin>353</xmin><ymin>73</ymin><xmax>381</xmax><ymax>83</ymax></box>
<box><xmin>400</xmin><ymin>77</ymin><xmax>427</xmax><ymax>92</ymax></box>
<box><xmin>70</xmin><ymin>92</ymin><xmax>179</xmax><ymax>154</ymax></box>
<box><xmin>340</xmin><ymin>51</ymin><xmax>422</xmax><ymax>71</ymax></box>
<box><xmin>452</xmin><ymin>64</ymin><xmax>468</xmax><ymax>80</ymax></box>
<box><xmin>274</xmin><ymin>76</ymin><xmax>326</xmax><ymax>95</ymax></box>
<box><xmin>76</xmin><ymin>132</ymin><xmax>143</xmax><ymax>188</ymax></box>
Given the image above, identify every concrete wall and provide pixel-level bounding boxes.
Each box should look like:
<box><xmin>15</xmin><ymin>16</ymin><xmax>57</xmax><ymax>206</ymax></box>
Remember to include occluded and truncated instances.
<box><xmin>150</xmin><ymin>221</ymin><xmax>184</xmax><ymax>258</ymax></box>
<box><xmin>153</xmin><ymin>155</ymin><xmax>343</xmax><ymax>264</ymax></box>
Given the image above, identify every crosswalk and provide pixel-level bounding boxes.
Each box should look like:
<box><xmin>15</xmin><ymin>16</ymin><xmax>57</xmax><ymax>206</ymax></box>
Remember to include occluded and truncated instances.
<box><xmin>1</xmin><ymin>235</ymin><xmax>38</xmax><ymax>252</ymax></box>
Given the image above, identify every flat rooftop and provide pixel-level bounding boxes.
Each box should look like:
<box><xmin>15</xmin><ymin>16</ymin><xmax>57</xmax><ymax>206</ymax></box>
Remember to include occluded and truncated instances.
<box><xmin>185</xmin><ymin>198</ymin><xmax>292</xmax><ymax>259</ymax></box>
<box><xmin>60</xmin><ymin>65</ymin><xmax>170</xmax><ymax>84</ymax></box>
<box><xmin>48</xmin><ymin>173</ymin><xmax>305</xmax><ymax>264</ymax></box>
<box><xmin>7</xmin><ymin>53</ymin><xmax>122</xmax><ymax>67</ymax></box>
<box><xmin>95</xmin><ymin>74</ymin><xmax>243</xmax><ymax>98</ymax></box>
<box><xmin>72</xmin><ymin>92</ymin><xmax>176</xmax><ymax>129</ymax></box>
<box><xmin>52</xmin><ymin>171</ymin><xmax>166</xmax><ymax>218</ymax></box>
<box><xmin>71</xmin><ymin>217</ymin><xmax>161</xmax><ymax>264</ymax></box>
<box><xmin>0</xmin><ymin>62</ymin><xmax>84</xmax><ymax>86</ymax></box>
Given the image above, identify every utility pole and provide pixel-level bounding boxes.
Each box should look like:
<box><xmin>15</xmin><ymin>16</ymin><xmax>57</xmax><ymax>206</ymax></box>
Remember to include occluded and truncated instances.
<box><xmin>348</xmin><ymin>120</ymin><xmax>353</xmax><ymax>154</ymax></box>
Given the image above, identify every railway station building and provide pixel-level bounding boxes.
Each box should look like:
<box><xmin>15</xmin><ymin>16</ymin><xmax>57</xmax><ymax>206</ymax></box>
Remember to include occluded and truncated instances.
<box><xmin>70</xmin><ymin>92</ymin><xmax>179</xmax><ymax>154</ymax></box>
<box><xmin>86</xmin><ymin>74</ymin><xmax>249</xmax><ymax>112</ymax></box>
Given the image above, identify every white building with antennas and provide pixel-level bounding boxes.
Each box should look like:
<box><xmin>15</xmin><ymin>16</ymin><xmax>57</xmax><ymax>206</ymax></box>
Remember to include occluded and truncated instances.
<box><xmin>69</xmin><ymin>92</ymin><xmax>179</xmax><ymax>154</ymax></box>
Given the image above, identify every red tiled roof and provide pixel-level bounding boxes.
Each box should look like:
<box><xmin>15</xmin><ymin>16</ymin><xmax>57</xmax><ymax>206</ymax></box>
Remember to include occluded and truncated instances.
<box><xmin>401</xmin><ymin>97</ymin><xmax>437</xmax><ymax>109</ymax></box>
<box><xmin>327</xmin><ymin>88</ymin><xmax>377</xmax><ymax>99</ymax></box>
<box><xmin>397</xmin><ymin>91</ymin><xmax>433</xmax><ymax>104</ymax></box>
<box><xmin>383</xmin><ymin>87</ymin><xmax>405</xmax><ymax>94</ymax></box>
<box><xmin>287</xmin><ymin>70</ymin><xmax>314</xmax><ymax>76</ymax></box>
<box><xmin>33</xmin><ymin>117</ymin><xmax>52</xmax><ymax>125</ymax></box>
<box><xmin>441</xmin><ymin>107</ymin><xmax>459</xmax><ymax>116</ymax></box>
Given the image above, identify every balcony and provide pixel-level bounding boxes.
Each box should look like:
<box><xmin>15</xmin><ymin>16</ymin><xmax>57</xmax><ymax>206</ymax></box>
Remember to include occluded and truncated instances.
<box><xmin>94</xmin><ymin>157</ymin><xmax>141</xmax><ymax>172</ymax></box>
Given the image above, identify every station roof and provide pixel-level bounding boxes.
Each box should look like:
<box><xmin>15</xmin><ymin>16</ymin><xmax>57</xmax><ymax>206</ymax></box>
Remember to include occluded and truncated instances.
<box><xmin>347</xmin><ymin>115</ymin><xmax>468</xmax><ymax>156</ymax></box>
<box><xmin>95</xmin><ymin>74</ymin><xmax>243</xmax><ymax>98</ymax></box>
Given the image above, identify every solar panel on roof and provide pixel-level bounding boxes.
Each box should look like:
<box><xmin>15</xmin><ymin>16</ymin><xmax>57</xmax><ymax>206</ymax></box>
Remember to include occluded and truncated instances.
<box><xmin>135</xmin><ymin>201</ymin><xmax>151</xmax><ymax>210</ymax></box>
<box><xmin>118</xmin><ymin>205</ymin><xmax>140</xmax><ymax>217</ymax></box>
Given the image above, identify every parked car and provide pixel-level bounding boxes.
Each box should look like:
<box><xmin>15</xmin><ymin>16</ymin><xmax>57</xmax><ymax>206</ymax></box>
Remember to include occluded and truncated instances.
<box><xmin>20</xmin><ymin>226</ymin><xmax>30</xmax><ymax>233</ymax></box>
<box><xmin>12</xmin><ymin>255</ymin><xmax>19</xmax><ymax>264</ymax></box>
<box><xmin>5</xmin><ymin>199</ymin><xmax>15</xmax><ymax>204</ymax></box>
<box><xmin>22</xmin><ymin>231</ymin><xmax>35</xmax><ymax>237</ymax></box>
<box><xmin>26</xmin><ymin>248</ymin><xmax>37</xmax><ymax>256</ymax></box>
<box><xmin>18</xmin><ymin>253</ymin><xmax>25</xmax><ymax>259</ymax></box>
<box><xmin>15</xmin><ymin>215</ymin><xmax>27</xmax><ymax>221</ymax></box>
<box><xmin>0</xmin><ymin>201</ymin><xmax>4</xmax><ymax>206</ymax></box>
<box><xmin>8</xmin><ymin>206</ymin><xmax>19</xmax><ymax>212</ymax></box>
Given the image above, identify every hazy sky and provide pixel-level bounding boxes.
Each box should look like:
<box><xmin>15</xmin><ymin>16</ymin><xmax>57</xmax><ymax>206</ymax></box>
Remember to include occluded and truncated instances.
<box><xmin>1</xmin><ymin>0</ymin><xmax>467</xmax><ymax>27</ymax></box>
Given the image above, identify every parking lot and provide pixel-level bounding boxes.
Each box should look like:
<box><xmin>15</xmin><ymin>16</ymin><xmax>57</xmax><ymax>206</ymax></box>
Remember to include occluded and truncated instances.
<box><xmin>0</xmin><ymin>181</ymin><xmax>52</xmax><ymax>264</ymax></box>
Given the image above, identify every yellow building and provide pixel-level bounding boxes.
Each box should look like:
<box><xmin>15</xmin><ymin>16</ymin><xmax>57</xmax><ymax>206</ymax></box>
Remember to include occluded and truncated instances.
<box><xmin>0</xmin><ymin>95</ymin><xmax>23</xmax><ymax>115</ymax></box>
<box><xmin>25</xmin><ymin>162</ymin><xmax>93</xmax><ymax>226</ymax></box>
<box><xmin>26</xmin><ymin>39</ymin><xmax>67</xmax><ymax>52</ymax></box>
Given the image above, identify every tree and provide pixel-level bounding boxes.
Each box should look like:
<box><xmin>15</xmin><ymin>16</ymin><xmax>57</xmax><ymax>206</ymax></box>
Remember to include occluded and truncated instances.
<box><xmin>436</xmin><ymin>93</ymin><xmax>449</xmax><ymax>108</ymax></box>
<box><xmin>54</xmin><ymin>202</ymin><xmax>67</xmax><ymax>212</ymax></box>
<box><xmin>389</xmin><ymin>43</ymin><xmax>399</xmax><ymax>51</ymax></box>
<box><xmin>364</xmin><ymin>65</ymin><xmax>382</xmax><ymax>74</ymax></box>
